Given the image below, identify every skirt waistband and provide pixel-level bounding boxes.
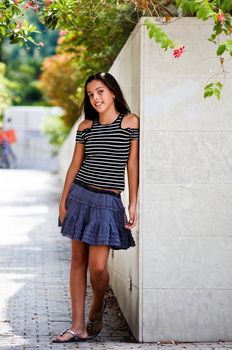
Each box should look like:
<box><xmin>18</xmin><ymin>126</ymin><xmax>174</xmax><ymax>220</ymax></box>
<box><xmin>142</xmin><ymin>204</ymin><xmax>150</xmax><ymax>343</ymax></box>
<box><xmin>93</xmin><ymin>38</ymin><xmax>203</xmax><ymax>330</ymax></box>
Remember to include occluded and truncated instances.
<box><xmin>74</xmin><ymin>179</ymin><xmax>121</xmax><ymax>198</ymax></box>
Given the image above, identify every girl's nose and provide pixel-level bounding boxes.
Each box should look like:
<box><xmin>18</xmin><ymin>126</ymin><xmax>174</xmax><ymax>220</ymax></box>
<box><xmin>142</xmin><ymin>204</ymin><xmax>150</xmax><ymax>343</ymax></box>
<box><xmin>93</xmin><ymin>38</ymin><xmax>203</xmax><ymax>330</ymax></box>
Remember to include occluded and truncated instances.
<box><xmin>93</xmin><ymin>95</ymin><xmax>100</xmax><ymax>102</ymax></box>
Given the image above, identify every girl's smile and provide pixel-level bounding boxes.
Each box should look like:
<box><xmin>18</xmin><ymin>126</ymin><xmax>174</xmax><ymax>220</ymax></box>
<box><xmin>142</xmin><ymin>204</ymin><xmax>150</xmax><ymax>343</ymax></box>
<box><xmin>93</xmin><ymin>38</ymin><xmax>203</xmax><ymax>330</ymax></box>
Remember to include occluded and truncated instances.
<box><xmin>94</xmin><ymin>101</ymin><xmax>104</xmax><ymax>108</ymax></box>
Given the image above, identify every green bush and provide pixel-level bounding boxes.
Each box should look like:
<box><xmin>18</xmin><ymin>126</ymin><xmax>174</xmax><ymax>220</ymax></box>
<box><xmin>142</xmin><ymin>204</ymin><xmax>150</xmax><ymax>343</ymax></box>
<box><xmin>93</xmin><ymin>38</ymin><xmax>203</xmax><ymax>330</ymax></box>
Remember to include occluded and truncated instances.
<box><xmin>42</xmin><ymin>114</ymin><xmax>71</xmax><ymax>156</ymax></box>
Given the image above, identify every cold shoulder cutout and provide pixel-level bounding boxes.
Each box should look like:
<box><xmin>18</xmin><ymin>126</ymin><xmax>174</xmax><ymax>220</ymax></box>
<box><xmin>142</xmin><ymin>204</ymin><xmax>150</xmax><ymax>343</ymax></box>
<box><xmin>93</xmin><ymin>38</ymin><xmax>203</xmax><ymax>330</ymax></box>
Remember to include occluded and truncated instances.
<box><xmin>76</xmin><ymin>119</ymin><xmax>94</xmax><ymax>144</ymax></box>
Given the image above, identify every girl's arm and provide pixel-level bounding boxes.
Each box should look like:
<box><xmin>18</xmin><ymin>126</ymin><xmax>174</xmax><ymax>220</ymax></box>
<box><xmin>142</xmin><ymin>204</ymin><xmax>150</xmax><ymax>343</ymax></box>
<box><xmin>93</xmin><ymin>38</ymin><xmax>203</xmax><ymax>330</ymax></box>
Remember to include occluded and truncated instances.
<box><xmin>59</xmin><ymin>119</ymin><xmax>91</xmax><ymax>222</ymax></box>
<box><xmin>59</xmin><ymin>143</ymin><xmax>84</xmax><ymax>212</ymax></box>
<box><xmin>124</xmin><ymin>114</ymin><xmax>140</xmax><ymax>229</ymax></box>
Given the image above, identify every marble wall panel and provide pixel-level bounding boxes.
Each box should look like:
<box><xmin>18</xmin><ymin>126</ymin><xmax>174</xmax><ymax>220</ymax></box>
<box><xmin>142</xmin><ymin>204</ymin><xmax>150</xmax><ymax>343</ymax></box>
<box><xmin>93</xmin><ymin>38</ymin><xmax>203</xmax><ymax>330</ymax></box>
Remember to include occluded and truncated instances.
<box><xmin>143</xmin><ymin>288</ymin><xmax>232</xmax><ymax>342</ymax></box>
<box><xmin>143</xmin><ymin>234</ymin><xmax>232</xmax><ymax>289</ymax></box>
<box><xmin>142</xmin><ymin>78</ymin><xmax>232</xmax><ymax>131</ymax></box>
<box><xmin>143</xmin><ymin>131</ymin><xmax>232</xmax><ymax>184</ymax></box>
<box><xmin>143</xmin><ymin>184</ymin><xmax>232</xmax><ymax>239</ymax></box>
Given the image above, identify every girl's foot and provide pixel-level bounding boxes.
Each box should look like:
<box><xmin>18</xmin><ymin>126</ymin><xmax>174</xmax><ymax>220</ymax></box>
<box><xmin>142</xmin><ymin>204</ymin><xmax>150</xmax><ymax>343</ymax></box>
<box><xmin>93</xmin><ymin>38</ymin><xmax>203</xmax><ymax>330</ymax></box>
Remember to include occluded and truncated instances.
<box><xmin>52</xmin><ymin>328</ymin><xmax>89</xmax><ymax>343</ymax></box>
<box><xmin>87</xmin><ymin>299</ymin><xmax>106</xmax><ymax>338</ymax></box>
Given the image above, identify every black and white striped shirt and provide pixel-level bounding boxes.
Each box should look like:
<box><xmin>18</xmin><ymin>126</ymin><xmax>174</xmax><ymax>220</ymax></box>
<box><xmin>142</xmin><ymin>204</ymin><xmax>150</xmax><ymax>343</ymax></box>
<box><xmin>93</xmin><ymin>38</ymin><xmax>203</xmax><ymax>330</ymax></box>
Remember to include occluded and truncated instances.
<box><xmin>74</xmin><ymin>113</ymin><xmax>139</xmax><ymax>191</ymax></box>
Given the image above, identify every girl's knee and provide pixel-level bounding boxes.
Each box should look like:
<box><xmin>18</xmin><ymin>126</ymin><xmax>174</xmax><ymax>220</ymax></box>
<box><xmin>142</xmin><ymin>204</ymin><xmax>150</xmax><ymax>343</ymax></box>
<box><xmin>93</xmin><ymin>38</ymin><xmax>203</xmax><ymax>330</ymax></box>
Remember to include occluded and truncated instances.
<box><xmin>71</xmin><ymin>254</ymin><xmax>88</xmax><ymax>270</ymax></box>
<box><xmin>89</xmin><ymin>266</ymin><xmax>108</xmax><ymax>280</ymax></box>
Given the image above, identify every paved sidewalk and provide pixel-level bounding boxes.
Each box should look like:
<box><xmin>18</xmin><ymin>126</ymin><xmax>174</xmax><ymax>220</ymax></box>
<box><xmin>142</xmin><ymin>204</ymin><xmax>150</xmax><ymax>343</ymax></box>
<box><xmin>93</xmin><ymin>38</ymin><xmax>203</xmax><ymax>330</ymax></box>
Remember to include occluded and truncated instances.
<box><xmin>0</xmin><ymin>170</ymin><xmax>232</xmax><ymax>350</ymax></box>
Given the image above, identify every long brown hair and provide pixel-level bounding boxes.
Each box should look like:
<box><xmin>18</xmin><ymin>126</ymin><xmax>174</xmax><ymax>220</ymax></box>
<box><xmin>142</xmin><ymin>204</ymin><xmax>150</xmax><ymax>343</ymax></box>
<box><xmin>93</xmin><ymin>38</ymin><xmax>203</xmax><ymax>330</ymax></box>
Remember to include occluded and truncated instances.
<box><xmin>83</xmin><ymin>72</ymin><xmax>130</xmax><ymax>120</ymax></box>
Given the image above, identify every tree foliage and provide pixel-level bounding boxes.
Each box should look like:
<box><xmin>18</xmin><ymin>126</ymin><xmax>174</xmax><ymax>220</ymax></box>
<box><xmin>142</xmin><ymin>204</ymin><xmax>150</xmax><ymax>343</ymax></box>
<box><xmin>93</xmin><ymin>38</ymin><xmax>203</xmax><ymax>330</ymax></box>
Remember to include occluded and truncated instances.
<box><xmin>37</xmin><ymin>2</ymin><xmax>136</xmax><ymax>126</ymax></box>
<box><xmin>0</xmin><ymin>0</ymin><xmax>40</xmax><ymax>47</ymax></box>
<box><xmin>0</xmin><ymin>62</ymin><xmax>18</xmax><ymax>114</ymax></box>
<box><xmin>1</xmin><ymin>9</ymin><xmax>59</xmax><ymax>105</ymax></box>
<box><xmin>145</xmin><ymin>18</ymin><xmax>174</xmax><ymax>50</ymax></box>
<box><xmin>44</xmin><ymin>2</ymin><xmax>136</xmax><ymax>82</ymax></box>
<box><xmin>1</xmin><ymin>0</ymin><xmax>232</xmax><ymax>101</ymax></box>
<box><xmin>37</xmin><ymin>53</ymin><xmax>82</xmax><ymax>126</ymax></box>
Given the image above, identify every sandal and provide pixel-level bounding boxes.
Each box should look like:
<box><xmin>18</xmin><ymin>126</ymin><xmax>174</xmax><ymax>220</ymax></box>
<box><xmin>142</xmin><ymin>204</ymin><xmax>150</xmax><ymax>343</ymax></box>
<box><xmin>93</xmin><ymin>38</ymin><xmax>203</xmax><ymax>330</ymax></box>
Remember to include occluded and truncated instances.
<box><xmin>86</xmin><ymin>299</ymin><xmax>106</xmax><ymax>339</ymax></box>
<box><xmin>52</xmin><ymin>328</ymin><xmax>89</xmax><ymax>343</ymax></box>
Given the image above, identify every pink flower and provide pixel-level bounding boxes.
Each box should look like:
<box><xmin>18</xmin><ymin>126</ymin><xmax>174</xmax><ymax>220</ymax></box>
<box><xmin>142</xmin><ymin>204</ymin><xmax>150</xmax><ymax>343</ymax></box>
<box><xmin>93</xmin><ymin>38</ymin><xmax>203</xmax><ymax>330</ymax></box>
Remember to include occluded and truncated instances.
<box><xmin>16</xmin><ymin>21</ymin><xmax>24</xmax><ymax>28</ymax></box>
<box><xmin>34</xmin><ymin>5</ymin><xmax>39</xmax><ymax>12</ymax></box>
<box><xmin>28</xmin><ymin>0</ymin><xmax>34</xmax><ymax>5</ymax></box>
<box><xmin>45</xmin><ymin>0</ymin><xmax>52</xmax><ymax>7</ymax></box>
<box><xmin>59</xmin><ymin>30</ymin><xmax>68</xmax><ymax>36</ymax></box>
<box><xmin>14</xmin><ymin>0</ymin><xmax>19</xmax><ymax>4</ymax></box>
<box><xmin>217</xmin><ymin>12</ymin><xmax>225</xmax><ymax>23</ymax></box>
<box><xmin>38</xmin><ymin>42</ymin><xmax>44</xmax><ymax>47</ymax></box>
<box><xmin>173</xmin><ymin>45</ymin><xmax>186</xmax><ymax>58</ymax></box>
<box><xmin>24</xmin><ymin>3</ymin><xmax>29</xmax><ymax>9</ymax></box>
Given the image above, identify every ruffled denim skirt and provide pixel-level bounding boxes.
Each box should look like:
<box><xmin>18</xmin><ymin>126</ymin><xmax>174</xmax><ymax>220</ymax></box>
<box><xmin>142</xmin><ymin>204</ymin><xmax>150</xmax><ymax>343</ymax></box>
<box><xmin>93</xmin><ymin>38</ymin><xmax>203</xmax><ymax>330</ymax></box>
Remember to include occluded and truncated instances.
<box><xmin>58</xmin><ymin>180</ymin><xmax>135</xmax><ymax>250</ymax></box>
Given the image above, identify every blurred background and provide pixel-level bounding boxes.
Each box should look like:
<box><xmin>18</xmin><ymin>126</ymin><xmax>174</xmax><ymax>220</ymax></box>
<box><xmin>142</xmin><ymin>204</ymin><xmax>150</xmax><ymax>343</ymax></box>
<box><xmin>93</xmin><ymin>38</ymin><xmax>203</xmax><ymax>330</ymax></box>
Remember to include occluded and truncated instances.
<box><xmin>0</xmin><ymin>2</ymin><xmax>138</xmax><ymax>171</ymax></box>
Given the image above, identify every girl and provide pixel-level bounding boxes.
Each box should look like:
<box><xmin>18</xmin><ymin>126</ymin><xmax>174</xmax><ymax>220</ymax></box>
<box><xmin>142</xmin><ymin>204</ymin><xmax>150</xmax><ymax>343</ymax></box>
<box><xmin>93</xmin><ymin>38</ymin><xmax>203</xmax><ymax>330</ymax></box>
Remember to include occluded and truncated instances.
<box><xmin>52</xmin><ymin>72</ymin><xmax>139</xmax><ymax>343</ymax></box>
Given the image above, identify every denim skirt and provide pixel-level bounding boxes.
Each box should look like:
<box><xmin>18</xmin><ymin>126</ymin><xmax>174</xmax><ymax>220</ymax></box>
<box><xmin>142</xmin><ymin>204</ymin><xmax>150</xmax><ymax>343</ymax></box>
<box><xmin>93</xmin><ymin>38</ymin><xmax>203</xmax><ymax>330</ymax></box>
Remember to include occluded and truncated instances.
<box><xmin>58</xmin><ymin>180</ymin><xmax>135</xmax><ymax>250</ymax></box>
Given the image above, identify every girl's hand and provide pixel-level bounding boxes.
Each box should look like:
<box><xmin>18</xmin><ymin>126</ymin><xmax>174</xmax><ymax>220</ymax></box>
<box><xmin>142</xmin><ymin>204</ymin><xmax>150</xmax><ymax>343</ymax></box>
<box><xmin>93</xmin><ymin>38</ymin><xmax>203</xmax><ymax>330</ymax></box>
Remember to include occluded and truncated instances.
<box><xmin>124</xmin><ymin>204</ymin><xmax>137</xmax><ymax>229</ymax></box>
<box><xmin>59</xmin><ymin>203</ymin><xmax>67</xmax><ymax>225</ymax></box>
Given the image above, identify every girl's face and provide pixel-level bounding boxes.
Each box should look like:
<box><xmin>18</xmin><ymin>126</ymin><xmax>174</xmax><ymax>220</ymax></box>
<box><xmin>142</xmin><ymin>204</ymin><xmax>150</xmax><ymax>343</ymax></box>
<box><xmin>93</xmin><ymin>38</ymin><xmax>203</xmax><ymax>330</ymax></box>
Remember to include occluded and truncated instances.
<box><xmin>86</xmin><ymin>79</ymin><xmax>115</xmax><ymax>114</ymax></box>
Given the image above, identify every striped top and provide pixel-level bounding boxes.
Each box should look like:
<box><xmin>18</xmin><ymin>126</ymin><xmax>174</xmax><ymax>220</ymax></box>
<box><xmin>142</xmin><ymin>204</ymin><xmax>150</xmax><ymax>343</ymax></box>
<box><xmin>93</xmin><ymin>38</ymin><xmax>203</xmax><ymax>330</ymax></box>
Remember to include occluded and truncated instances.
<box><xmin>74</xmin><ymin>113</ymin><xmax>139</xmax><ymax>191</ymax></box>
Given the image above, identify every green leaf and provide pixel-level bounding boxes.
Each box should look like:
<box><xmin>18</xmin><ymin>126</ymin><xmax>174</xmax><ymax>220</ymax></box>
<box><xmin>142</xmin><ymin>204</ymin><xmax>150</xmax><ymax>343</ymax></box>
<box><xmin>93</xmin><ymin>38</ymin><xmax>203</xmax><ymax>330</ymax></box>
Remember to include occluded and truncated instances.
<box><xmin>205</xmin><ymin>83</ymin><xmax>214</xmax><ymax>89</ymax></box>
<box><xmin>216</xmin><ymin>82</ymin><xmax>223</xmax><ymax>89</ymax></box>
<box><xmin>214</xmin><ymin>88</ymin><xmax>221</xmax><ymax>100</ymax></box>
<box><xmin>218</xmin><ymin>40</ymin><xmax>232</xmax><ymax>56</ymax></box>
<box><xmin>204</xmin><ymin>89</ymin><xmax>213</xmax><ymax>98</ymax></box>
<box><xmin>217</xmin><ymin>44</ymin><xmax>226</xmax><ymax>56</ymax></box>
<box><xmin>204</xmin><ymin>80</ymin><xmax>223</xmax><ymax>99</ymax></box>
<box><xmin>145</xmin><ymin>19</ymin><xmax>173</xmax><ymax>51</ymax></box>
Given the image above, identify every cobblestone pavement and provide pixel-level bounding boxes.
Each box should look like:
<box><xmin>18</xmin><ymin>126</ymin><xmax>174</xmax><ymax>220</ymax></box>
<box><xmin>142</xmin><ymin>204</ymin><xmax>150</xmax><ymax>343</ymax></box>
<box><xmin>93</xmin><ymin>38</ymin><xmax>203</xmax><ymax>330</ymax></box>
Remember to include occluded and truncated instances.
<box><xmin>1</xmin><ymin>170</ymin><xmax>232</xmax><ymax>350</ymax></box>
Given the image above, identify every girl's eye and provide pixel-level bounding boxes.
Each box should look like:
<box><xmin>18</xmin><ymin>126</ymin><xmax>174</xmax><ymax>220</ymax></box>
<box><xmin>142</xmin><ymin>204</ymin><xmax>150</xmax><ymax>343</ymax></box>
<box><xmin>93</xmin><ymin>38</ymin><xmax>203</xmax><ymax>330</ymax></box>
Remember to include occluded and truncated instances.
<box><xmin>98</xmin><ymin>90</ymin><xmax>104</xmax><ymax>94</ymax></box>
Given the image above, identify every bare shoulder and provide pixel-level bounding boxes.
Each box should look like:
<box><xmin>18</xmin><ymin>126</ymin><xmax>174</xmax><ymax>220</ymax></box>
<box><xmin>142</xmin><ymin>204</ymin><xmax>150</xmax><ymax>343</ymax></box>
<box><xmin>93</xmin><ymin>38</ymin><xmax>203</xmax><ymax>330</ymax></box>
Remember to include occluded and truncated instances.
<box><xmin>78</xmin><ymin>119</ymin><xmax>93</xmax><ymax>131</ymax></box>
<box><xmin>123</xmin><ymin>113</ymin><xmax>140</xmax><ymax>129</ymax></box>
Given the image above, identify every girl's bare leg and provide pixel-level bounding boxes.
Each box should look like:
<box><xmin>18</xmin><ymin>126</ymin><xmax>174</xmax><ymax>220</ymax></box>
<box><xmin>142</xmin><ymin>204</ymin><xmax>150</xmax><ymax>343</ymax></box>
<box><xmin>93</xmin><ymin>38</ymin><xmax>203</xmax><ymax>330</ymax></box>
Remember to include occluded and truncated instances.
<box><xmin>87</xmin><ymin>245</ymin><xmax>110</xmax><ymax>336</ymax></box>
<box><xmin>53</xmin><ymin>240</ymin><xmax>89</xmax><ymax>341</ymax></box>
<box><xmin>70</xmin><ymin>240</ymin><xmax>89</xmax><ymax>334</ymax></box>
